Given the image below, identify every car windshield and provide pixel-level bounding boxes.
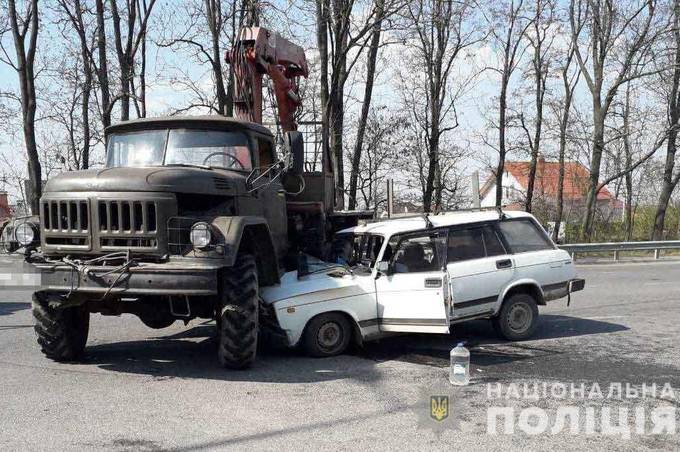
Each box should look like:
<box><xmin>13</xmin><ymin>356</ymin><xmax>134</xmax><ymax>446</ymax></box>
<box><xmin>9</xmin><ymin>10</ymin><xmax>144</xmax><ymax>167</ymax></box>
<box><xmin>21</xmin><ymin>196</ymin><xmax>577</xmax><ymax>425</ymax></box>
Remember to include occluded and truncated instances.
<box><xmin>331</xmin><ymin>233</ymin><xmax>384</xmax><ymax>269</ymax></box>
<box><xmin>106</xmin><ymin>129</ymin><xmax>252</xmax><ymax>170</ymax></box>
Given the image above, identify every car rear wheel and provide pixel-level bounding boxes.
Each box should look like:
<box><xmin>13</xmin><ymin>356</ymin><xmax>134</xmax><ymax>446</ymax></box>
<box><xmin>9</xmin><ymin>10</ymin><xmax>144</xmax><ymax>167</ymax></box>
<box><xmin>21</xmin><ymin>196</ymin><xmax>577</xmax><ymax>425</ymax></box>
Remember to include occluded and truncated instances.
<box><xmin>492</xmin><ymin>293</ymin><xmax>539</xmax><ymax>341</ymax></box>
<box><xmin>303</xmin><ymin>313</ymin><xmax>351</xmax><ymax>357</ymax></box>
<box><xmin>32</xmin><ymin>291</ymin><xmax>89</xmax><ymax>361</ymax></box>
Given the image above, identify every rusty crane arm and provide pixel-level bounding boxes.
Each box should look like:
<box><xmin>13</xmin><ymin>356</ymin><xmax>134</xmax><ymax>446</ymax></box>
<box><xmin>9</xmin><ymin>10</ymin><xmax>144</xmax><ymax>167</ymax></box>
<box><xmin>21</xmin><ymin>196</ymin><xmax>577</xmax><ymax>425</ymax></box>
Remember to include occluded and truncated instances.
<box><xmin>226</xmin><ymin>27</ymin><xmax>309</xmax><ymax>133</ymax></box>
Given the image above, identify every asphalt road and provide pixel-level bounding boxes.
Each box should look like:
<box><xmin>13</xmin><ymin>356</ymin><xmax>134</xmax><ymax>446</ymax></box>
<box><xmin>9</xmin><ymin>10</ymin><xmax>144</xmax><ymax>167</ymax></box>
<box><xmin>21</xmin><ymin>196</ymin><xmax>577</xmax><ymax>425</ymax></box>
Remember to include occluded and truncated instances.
<box><xmin>1</xmin><ymin>259</ymin><xmax>679</xmax><ymax>451</ymax></box>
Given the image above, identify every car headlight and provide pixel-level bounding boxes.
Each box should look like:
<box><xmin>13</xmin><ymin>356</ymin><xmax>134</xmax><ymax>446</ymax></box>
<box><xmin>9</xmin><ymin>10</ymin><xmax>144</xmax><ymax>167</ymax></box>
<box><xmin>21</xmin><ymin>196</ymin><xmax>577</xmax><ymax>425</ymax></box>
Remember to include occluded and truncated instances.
<box><xmin>189</xmin><ymin>222</ymin><xmax>212</xmax><ymax>249</ymax></box>
<box><xmin>15</xmin><ymin>223</ymin><xmax>36</xmax><ymax>246</ymax></box>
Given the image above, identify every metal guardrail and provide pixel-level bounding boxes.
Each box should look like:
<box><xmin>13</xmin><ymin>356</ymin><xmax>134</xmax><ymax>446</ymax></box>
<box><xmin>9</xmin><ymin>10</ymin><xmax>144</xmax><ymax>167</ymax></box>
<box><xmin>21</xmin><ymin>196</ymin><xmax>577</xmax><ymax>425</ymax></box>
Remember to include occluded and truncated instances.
<box><xmin>559</xmin><ymin>240</ymin><xmax>680</xmax><ymax>260</ymax></box>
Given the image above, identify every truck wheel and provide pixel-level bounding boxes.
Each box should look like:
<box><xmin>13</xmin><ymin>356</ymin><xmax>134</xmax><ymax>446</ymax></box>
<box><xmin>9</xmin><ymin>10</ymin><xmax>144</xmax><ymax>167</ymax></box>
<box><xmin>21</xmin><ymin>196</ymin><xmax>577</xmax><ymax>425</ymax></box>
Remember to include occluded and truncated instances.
<box><xmin>32</xmin><ymin>292</ymin><xmax>89</xmax><ymax>361</ymax></box>
<box><xmin>492</xmin><ymin>293</ymin><xmax>539</xmax><ymax>341</ymax></box>
<box><xmin>302</xmin><ymin>313</ymin><xmax>351</xmax><ymax>358</ymax></box>
<box><xmin>218</xmin><ymin>253</ymin><xmax>259</xmax><ymax>369</ymax></box>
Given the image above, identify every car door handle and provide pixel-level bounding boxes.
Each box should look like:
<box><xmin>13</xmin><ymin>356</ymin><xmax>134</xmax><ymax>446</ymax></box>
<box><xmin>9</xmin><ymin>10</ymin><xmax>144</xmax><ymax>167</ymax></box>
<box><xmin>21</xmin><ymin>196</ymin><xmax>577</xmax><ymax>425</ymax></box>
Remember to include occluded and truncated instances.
<box><xmin>496</xmin><ymin>259</ymin><xmax>512</xmax><ymax>269</ymax></box>
<box><xmin>425</xmin><ymin>278</ymin><xmax>442</xmax><ymax>288</ymax></box>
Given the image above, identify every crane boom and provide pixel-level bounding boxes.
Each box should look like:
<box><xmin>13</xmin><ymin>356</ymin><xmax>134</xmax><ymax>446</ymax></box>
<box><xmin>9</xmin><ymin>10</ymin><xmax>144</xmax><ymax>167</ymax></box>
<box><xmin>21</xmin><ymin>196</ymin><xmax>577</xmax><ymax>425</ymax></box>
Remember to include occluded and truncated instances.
<box><xmin>226</xmin><ymin>27</ymin><xmax>309</xmax><ymax>132</ymax></box>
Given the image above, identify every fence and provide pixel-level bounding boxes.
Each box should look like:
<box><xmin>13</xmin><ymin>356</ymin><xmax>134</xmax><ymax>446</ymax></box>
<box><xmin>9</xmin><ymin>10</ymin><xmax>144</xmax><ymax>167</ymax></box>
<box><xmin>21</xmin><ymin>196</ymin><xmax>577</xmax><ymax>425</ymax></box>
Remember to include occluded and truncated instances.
<box><xmin>559</xmin><ymin>240</ymin><xmax>680</xmax><ymax>261</ymax></box>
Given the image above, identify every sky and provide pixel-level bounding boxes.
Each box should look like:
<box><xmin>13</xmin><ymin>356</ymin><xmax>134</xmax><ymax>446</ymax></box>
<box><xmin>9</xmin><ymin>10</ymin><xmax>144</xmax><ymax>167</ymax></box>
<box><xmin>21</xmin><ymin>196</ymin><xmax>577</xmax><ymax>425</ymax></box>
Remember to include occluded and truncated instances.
<box><xmin>0</xmin><ymin>0</ymin><xmax>666</xmax><ymax>209</ymax></box>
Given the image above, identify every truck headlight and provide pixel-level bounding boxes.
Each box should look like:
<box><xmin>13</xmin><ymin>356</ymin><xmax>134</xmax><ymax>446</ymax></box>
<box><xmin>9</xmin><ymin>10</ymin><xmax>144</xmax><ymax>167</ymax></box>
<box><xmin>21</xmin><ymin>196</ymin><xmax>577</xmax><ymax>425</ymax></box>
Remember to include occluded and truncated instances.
<box><xmin>190</xmin><ymin>222</ymin><xmax>212</xmax><ymax>249</ymax></box>
<box><xmin>15</xmin><ymin>223</ymin><xmax>36</xmax><ymax>246</ymax></box>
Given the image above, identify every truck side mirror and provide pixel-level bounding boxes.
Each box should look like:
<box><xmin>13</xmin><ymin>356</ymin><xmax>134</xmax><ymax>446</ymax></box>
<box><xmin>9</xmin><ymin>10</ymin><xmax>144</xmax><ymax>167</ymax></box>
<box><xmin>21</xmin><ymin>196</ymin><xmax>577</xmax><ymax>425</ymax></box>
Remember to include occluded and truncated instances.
<box><xmin>284</xmin><ymin>131</ymin><xmax>304</xmax><ymax>175</ymax></box>
<box><xmin>376</xmin><ymin>260</ymin><xmax>390</xmax><ymax>274</ymax></box>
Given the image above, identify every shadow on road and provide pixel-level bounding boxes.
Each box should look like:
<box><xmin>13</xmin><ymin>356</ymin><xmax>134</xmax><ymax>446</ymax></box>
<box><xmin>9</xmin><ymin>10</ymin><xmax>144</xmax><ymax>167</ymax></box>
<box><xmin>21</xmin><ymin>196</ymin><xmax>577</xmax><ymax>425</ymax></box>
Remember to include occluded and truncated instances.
<box><xmin>80</xmin><ymin>314</ymin><xmax>629</xmax><ymax>383</ymax></box>
<box><xmin>361</xmin><ymin>314</ymin><xmax>629</xmax><ymax>372</ymax></box>
<box><xmin>84</xmin><ymin>324</ymin><xmax>384</xmax><ymax>383</ymax></box>
<box><xmin>0</xmin><ymin>302</ymin><xmax>31</xmax><ymax>316</ymax></box>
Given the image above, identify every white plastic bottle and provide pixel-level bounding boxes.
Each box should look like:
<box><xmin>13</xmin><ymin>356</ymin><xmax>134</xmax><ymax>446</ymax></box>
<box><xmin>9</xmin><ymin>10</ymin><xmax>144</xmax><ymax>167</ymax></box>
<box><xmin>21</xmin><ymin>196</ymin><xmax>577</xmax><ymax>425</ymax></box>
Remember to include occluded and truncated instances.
<box><xmin>449</xmin><ymin>342</ymin><xmax>470</xmax><ymax>385</ymax></box>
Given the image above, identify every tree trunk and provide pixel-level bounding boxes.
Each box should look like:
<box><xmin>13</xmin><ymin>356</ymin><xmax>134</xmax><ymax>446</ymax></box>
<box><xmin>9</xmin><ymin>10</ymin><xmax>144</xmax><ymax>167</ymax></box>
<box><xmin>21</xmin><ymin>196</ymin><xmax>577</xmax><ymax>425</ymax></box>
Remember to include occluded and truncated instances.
<box><xmin>207</xmin><ymin>0</ymin><xmax>229</xmax><ymax>115</ymax></box>
<box><xmin>347</xmin><ymin>0</ymin><xmax>383</xmax><ymax>210</ymax></box>
<box><xmin>8</xmin><ymin>0</ymin><xmax>41</xmax><ymax>214</ymax></box>
<box><xmin>652</xmin><ymin>0</ymin><xmax>680</xmax><ymax>240</ymax></box>
<box><xmin>582</xmin><ymin>102</ymin><xmax>604</xmax><ymax>241</ymax></box>
<box><xmin>553</xmin><ymin>55</ymin><xmax>577</xmax><ymax>243</ymax></box>
<box><xmin>495</xmin><ymin>76</ymin><xmax>508</xmax><ymax>207</ymax></box>
<box><xmin>315</xmin><ymin>0</ymin><xmax>331</xmax><ymax>176</ymax></box>
<box><xmin>95</xmin><ymin>0</ymin><xmax>112</xmax><ymax>128</ymax></box>
<box><xmin>622</xmin><ymin>85</ymin><xmax>633</xmax><ymax>241</ymax></box>
<box><xmin>525</xmin><ymin>63</ymin><xmax>545</xmax><ymax>212</ymax></box>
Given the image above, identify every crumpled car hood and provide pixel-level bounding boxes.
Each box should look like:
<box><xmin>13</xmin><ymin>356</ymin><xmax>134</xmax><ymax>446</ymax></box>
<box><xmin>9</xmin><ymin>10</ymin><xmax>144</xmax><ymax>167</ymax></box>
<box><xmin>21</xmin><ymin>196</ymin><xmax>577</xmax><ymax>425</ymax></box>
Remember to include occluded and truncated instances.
<box><xmin>261</xmin><ymin>270</ymin><xmax>366</xmax><ymax>307</ymax></box>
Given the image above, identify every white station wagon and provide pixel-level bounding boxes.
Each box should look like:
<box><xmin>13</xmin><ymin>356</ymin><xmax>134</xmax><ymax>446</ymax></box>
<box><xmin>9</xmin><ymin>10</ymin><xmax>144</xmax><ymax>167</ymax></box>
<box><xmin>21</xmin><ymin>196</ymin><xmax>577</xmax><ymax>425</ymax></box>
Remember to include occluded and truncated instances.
<box><xmin>261</xmin><ymin>209</ymin><xmax>585</xmax><ymax>357</ymax></box>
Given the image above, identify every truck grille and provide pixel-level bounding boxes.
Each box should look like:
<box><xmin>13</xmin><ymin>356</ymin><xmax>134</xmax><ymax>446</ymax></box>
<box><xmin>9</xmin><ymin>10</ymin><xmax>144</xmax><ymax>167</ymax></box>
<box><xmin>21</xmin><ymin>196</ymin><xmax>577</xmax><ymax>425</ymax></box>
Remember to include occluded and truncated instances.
<box><xmin>97</xmin><ymin>200</ymin><xmax>157</xmax><ymax>234</ymax></box>
<box><xmin>43</xmin><ymin>200</ymin><xmax>89</xmax><ymax>232</ymax></box>
<box><xmin>98</xmin><ymin>200</ymin><xmax>158</xmax><ymax>250</ymax></box>
<box><xmin>41</xmin><ymin>195</ymin><xmax>173</xmax><ymax>255</ymax></box>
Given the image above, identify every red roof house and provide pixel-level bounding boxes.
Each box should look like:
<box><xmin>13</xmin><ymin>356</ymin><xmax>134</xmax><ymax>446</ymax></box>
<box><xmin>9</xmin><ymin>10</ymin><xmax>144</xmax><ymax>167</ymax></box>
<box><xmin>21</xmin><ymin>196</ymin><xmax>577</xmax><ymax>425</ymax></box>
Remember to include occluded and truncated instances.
<box><xmin>480</xmin><ymin>159</ymin><xmax>624</xmax><ymax>220</ymax></box>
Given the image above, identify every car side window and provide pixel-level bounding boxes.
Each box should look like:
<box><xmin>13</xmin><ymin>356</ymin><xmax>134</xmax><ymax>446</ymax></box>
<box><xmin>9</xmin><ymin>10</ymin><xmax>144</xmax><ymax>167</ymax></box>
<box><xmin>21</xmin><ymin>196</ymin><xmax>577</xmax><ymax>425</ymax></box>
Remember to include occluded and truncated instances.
<box><xmin>498</xmin><ymin>219</ymin><xmax>554</xmax><ymax>253</ymax></box>
<box><xmin>482</xmin><ymin>225</ymin><xmax>506</xmax><ymax>257</ymax></box>
<box><xmin>447</xmin><ymin>225</ymin><xmax>506</xmax><ymax>263</ymax></box>
<box><xmin>392</xmin><ymin>234</ymin><xmax>443</xmax><ymax>273</ymax></box>
<box><xmin>448</xmin><ymin>228</ymin><xmax>485</xmax><ymax>262</ymax></box>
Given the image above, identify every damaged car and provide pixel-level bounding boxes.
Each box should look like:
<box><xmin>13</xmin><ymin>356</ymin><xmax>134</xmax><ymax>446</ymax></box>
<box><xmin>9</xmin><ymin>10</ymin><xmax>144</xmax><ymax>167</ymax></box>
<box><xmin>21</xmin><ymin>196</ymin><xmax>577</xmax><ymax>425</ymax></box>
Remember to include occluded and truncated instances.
<box><xmin>261</xmin><ymin>209</ymin><xmax>585</xmax><ymax>357</ymax></box>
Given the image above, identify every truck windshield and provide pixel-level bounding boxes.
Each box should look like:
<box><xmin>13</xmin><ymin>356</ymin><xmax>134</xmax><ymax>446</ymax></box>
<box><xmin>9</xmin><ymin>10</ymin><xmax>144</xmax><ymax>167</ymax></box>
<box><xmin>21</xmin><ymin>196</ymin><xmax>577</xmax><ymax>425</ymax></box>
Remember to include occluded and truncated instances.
<box><xmin>106</xmin><ymin>129</ymin><xmax>252</xmax><ymax>170</ymax></box>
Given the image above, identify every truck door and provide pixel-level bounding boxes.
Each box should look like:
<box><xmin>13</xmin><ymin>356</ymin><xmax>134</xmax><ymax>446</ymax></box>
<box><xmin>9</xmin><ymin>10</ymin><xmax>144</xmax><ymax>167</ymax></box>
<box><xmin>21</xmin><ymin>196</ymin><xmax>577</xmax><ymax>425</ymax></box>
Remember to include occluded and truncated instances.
<box><xmin>445</xmin><ymin>223</ymin><xmax>514</xmax><ymax>320</ymax></box>
<box><xmin>374</xmin><ymin>231</ymin><xmax>450</xmax><ymax>333</ymax></box>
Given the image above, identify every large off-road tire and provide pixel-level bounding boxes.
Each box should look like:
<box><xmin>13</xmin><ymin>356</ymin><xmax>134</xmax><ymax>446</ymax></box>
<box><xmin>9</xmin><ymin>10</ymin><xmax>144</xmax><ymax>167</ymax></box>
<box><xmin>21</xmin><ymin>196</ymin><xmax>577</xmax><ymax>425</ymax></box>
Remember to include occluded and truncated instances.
<box><xmin>218</xmin><ymin>253</ymin><xmax>259</xmax><ymax>369</ymax></box>
<box><xmin>302</xmin><ymin>313</ymin><xmax>352</xmax><ymax>358</ymax></box>
<box><xmin>32</xmin><ymin>292</ymin><xmax>90</xmax><ymax>361</ymax></box>
<box><xmin>492</xmin><ymin>293</ymin><xmax>539</xmax><ymax>341</ymax></box>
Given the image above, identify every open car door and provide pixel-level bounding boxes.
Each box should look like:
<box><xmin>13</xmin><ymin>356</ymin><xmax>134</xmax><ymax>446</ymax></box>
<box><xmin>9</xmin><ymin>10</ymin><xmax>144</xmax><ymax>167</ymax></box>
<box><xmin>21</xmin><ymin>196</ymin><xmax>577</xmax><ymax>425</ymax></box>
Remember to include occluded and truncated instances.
<box><xmin>374</xmin><ymin>230</ymin><xmax>451</xmax><ymax>333</ymax></box>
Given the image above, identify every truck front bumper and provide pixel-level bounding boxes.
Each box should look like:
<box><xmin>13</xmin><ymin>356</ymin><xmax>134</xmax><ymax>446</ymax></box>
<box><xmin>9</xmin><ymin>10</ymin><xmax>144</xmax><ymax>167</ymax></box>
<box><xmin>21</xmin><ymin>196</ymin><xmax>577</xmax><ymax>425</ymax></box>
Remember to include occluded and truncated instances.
<box><xmin>33</xmin><ymin>259</ymin><xmax>219</xmax><ymax>296</ymax></box>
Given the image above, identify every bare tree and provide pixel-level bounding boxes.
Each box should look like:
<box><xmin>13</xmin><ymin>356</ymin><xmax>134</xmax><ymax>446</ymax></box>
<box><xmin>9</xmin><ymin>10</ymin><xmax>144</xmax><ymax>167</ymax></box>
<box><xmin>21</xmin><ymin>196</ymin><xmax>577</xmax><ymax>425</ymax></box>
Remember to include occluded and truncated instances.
<box><xmin>490</xmin><ymin>0</ymin><xmax>532</xmax><ymax>207</ymax></box>
<box><xmin>652</xmin><ymin>0</ymin><xmax>680</xmax><ymax>239</ymax></box>
<box><xmin>347</xmin><ymin>0</ymin><xmax>384</xmax><ymax>210</ymax></box>
<box><xmin>400</xmin><ymin>0</ymin><xmax>483</xmax><ymax>212</ymax></box>
<box><xmin>523</xmin><ymin>0</ymin><xmax>555</xmax><ymax>212</ymax></box>
<box><xmin>109</xmin><ymin>0</ymin><xmax>157</xmax><ymax>121</ymax></box>
<box><xmin>314</xmin><ymin>0</ymin><xmax>403</xmax><ymax>208</ymax></box>
<box><xmin>353</xmin><ymin>108</ymin><xmax>404</xmax><ymax>210</ymax></box>
<box><xmin>56</xmin><ymin>0</ymin><xmax>97</xmax><ymax>169</ymax></box>
<box><xmin>94</xmin><ymin>0</ymin><xmax>112</xmax><ymax>127</ymax></box>
<box><xmin>3</xmin><ymin>0</ymin><xmax>41</xmax><ymax>213</ymax></box>
<box><xmin>570</xmin><ymin>0</ymin><xmax>661</xmax><ymax>240</ymax></box>
<box><xmin>157</xmin><ymin>0</ymin><xmax>242</xmax><ymax>115</ymax></box>
<box><xmin>550</xmin><ymin>38</ymin><xmax>580</xmax><ymax>242</ymax></box>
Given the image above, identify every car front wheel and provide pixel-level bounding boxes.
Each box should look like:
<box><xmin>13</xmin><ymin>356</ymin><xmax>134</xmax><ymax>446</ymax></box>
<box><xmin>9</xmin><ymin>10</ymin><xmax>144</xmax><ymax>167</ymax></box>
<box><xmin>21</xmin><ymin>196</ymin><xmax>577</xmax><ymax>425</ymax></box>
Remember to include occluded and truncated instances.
<box><xmin>303</xmin><ymin>313</ymin><xmax>352</xmax><ymax>357</ymax></box>
<box><xmin>492</xmin><ymin>293</ymin><xmax>539</xmax><ymax>341</ymax></box>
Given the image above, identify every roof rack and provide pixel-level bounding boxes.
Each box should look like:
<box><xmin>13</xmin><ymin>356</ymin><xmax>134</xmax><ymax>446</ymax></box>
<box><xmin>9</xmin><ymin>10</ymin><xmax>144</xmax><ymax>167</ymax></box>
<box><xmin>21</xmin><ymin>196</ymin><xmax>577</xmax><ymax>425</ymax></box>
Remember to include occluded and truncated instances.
<box><xmin>363</xmin><ymin>205</ymin><xmax>507</xmax><ymax>226</ymax></box>
<box><xmin>436</xmin><ymin>205</ymin><xmax>507</xmax><ymax>219</ymax></box>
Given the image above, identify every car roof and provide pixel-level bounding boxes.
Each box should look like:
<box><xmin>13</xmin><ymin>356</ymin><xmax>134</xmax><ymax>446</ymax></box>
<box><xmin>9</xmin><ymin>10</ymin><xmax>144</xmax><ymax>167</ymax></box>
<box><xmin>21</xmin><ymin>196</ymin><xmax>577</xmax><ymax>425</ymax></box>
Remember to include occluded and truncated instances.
<box><xmin>337</xmin><ymin>210</ymin><xmax>536</xmax><ymax>236</ymax></box>
<box><xmin>105</xmin><ymin>115</ymin><xmax>274</xmax><ymax>137</ymax></box>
